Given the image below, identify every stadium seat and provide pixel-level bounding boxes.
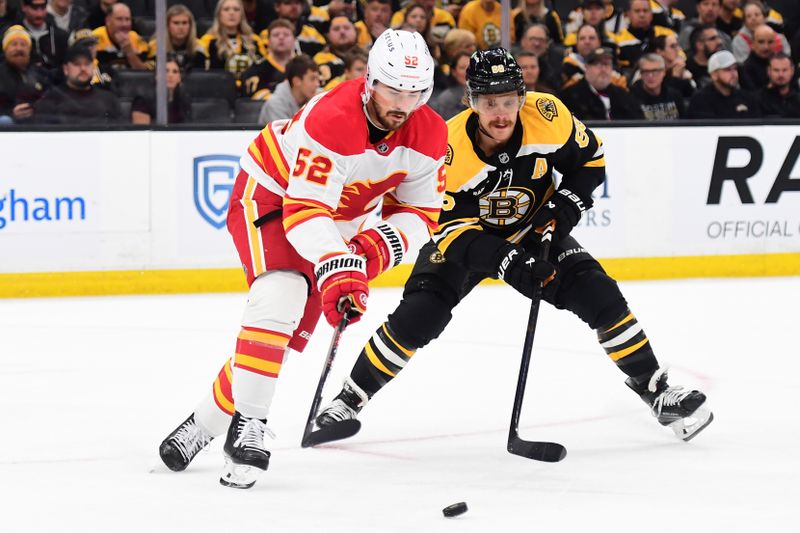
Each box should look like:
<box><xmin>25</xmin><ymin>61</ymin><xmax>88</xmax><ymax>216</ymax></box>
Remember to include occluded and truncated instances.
<box><xmin>118</xmin><ymin>97</ymin><xmax>133</xmax><ymax>123</ymax></box>
<box><xmin>189</xmin><ymin>98</ymin><xmax>233</xmax><ymax>124</ymax></box>
<box><xmin>196</xmin><ymin>17</ymin><xmax>214</xmax><ymax>38</ymax></box>
<box><xmin>233</xmin><ymin>98</ymin><xmax>264</xmax><ymax>124</ymax></box>
<box><xmin>113</xmin><ymin>70</ymin><xmax>155</xmax><ymax>100</ymax></box>
<box><xmin>134</xmin><ymin>16</ymin><xmax>156</xmax><ymax>40</ymax></box>
<box><xmin>182</xmin><ymin>70</ymin><xmax>237</xmax><ymax>107</ymax></box>
<box><xmin>126</xmin><ymin>0</ymin><xmax>148</xmax><ymax>17</ymax></box>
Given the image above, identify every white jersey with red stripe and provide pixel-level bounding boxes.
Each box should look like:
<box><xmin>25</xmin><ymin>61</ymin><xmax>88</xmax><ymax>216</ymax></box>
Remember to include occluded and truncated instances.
<box><xmin>239</xmin><ymin>78</ymin><xmax>448</xmax><ymax>266</ymax></box>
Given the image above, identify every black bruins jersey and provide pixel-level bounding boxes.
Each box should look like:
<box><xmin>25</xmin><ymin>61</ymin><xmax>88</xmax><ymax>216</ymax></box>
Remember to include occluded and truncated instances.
<box><xmin>434</xmin><ymin>92</ymin><xmax>605</xmax><ymax>263</ymax></box>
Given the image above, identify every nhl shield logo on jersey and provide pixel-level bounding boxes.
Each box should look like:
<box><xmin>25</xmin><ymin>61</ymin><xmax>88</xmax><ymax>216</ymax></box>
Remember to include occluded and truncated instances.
<box><xmin>377</xmin><ymin>143</ymin><xmax>389</xmax><ymax>154</ymax></box>
<box><xmin>193</xmin><ymin>154</ymin><xmax>239</xmax><ymax>229</ymax></box>
<box><xmin>536</xmin><ymin>97</ymin><xmax>558</xmax><ymax>122</ymax></box>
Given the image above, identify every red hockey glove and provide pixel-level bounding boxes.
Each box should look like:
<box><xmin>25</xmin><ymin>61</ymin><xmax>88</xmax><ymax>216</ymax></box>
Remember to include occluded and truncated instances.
<box><xmin>530</xmin><ymin>188</ymin><xmax>588</xmax><ymax>241</ymax></box>
<box><xmin>494</xmin><ymin>244</ymin><xmax>557</xmax><ymax>299</ymax></box>
<box><xmin>347</xmin><ymin>222</ymin><xmax>408</xmax><ymax>281</ymax></box>
<box><xmin>316</xmin><ymin>253</ymin><xmax>369</xmax><ymax>327</ymax></box>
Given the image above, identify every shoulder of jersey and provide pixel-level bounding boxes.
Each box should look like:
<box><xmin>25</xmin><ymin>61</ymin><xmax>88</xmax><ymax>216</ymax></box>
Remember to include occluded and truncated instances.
<box><xmin>303</xmin><ymin>79</ymin><xmax>369</xmax><ymax>156</ymax></box>
<box><xmin>520</xmin><ymin>92</ymin><xmax>574</xmax><ymax>145</ymax></box>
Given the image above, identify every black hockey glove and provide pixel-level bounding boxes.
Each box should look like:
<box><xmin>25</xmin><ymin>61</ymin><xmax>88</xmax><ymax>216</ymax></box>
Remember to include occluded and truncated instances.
<box><xmin>494</xmin><ymin>244</ymin><xmax>557</xmax><ymax>300</ymax></box>
<box><xmin>530</xmin><ymin>188</ymin><xmax>589</xmax><ymax>241</ymax></box>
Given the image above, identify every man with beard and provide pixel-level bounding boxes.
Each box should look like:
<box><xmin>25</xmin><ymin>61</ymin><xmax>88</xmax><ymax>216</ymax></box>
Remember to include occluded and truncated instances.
<box><xmin>34</xmin><ymin>44</ymin><xmax>121</xmax><ymax>123</ymax></box>
<box><xmin>158</xmin><ymin>30</ymin><xmax>448</xmax><ymax>490</ymax></box>
<box><xmin>758</xmin><ymin>52</ymin><xmax>800</xmax><ymax>117</ymax></box>
<box><xmin>679</xmin><ymin>0</ymin><xmax>732</xmax><ymax>51</ymax></box>
<box><xmin>20</xmin><ymin>0</ymin><xmax>69</xmax><ymax>72</ymax></box>
<box><xmin>314</xmin><ymin>48</ymin><xmax>713</xmax><ymax>447</ymax></box>
<box><xmin>687</xmin><ymin>49</ymin><xmax>760</xmax><ymax>117</ymax></box>
<box><xmin>558</xmin><ymin>46</ymin><xmax>643</xmax><ymax>120</ymax></box>
<box><xmin>686</xmin><ymin>23</ymin><xmax>724</xmax><ymax>88</ymax></box>
<box><xmin>313</xmin><ymin>16</ymin><xmax>359</xmax><ymax>88</ymax></box>
<box><xmin>0</xmin><ymin>25</ymin><xmax>50</xmax><ymax>123</ymax></box>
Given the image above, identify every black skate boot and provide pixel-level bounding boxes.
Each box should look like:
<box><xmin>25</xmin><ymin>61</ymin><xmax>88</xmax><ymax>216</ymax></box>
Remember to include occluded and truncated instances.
<box><xmin>159</xmin><ymin>414</ymin><xmax>214</xmax><ymax>472</ymax></box>
<box><xmin>626</xmin><ymin>367</ymin><xmax>714</xmax><ymax>441</ymax></box>
<box><xmin>219</xmin><ymin>411</ymin><xmax>271</xmax><ymax>489</ymax></box>
<box><xmin>316</xmin><ymin>378</ymin><xmax>369</xmax><ymax>427</ymax></box>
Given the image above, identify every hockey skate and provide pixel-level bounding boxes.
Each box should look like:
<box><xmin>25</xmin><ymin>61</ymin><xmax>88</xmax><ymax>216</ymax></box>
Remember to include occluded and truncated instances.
<box><xmin>219</xmin><ymin>412</ymin><xmax>272</xmax><ymax>489</ymax></box>
<box><xmin>159</xmin><ymin>414</ymin><xmax>214</xmax><ymax>472</ymax></box>
<box><xmin>316</xmin><ymin>378</ymin><xmax>369</xmax><ymax>427</ymax></box>
<box><xmin>627</xmin><ymin>367</ymin><xmax>714</xmax><ymax>441</ymax></box>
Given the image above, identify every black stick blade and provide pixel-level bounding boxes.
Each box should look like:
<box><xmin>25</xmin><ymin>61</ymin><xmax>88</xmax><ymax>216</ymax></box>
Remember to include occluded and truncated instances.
<box><xmin>508</xmin><ymin>437</ymin><xmax>567</xmax><ymax>462</ymax></box>
<box><xmin>301</xmin><ymin>420</ymin><xmax>362</xmax><ymax>448</ymax></box>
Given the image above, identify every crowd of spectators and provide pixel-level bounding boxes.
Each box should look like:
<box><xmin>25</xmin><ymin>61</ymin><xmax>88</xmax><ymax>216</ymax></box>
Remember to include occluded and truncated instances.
<box><xmin>1</xmin><ymin>0</ymin><xmax>800</xmax><ymax>125</ymax></box>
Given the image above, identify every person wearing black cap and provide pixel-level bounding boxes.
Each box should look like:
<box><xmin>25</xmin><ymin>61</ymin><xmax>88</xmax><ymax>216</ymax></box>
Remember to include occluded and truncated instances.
<box><xmin>34</xmin><ymin>43</ymin><xmax>121</xmax><ymax>124</ymax></box>
<box><xmin>558</xmin><ymin>46</ymin><xmax>644</xmax><ymax>120</ymax></box>
<box><xmin>314</xmin><ymin>47</ymin><xmax>713</xmax><ymax>446</ymax></box>
<box><xmin>687</xmin><ymin>49</ymin><xmax>760</xmax><ymax>118</ymax></box>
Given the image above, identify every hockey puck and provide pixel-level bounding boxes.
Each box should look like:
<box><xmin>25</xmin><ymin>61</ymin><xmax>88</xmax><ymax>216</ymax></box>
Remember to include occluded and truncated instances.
<box><xmin>442</xmin><ymin>502</ymin><xmax>468</xmax><ymax>518</ymax></box>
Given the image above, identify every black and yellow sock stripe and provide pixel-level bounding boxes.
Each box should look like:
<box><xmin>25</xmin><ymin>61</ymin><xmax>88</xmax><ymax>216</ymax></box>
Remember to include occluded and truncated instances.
<box><xmin>597</xmin><ymin>310</ymin><xmax>658</xmax><ymax>381</ymax></box>
<box><xmin>350</xmin><ymin>322</ymin><xmax>416</xmax><ymax>397</ymax></box>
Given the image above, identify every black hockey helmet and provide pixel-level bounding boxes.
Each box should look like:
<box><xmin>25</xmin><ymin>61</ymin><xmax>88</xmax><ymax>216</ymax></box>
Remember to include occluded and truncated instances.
<box><xmin>466</xmin><ymin>48</ymin><xmax>525</xmax><ymax>106</ymax></box>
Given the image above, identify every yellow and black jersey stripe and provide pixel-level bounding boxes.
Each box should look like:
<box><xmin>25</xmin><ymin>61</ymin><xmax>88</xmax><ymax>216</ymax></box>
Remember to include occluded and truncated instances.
<box><xmin>313</xmin><ymin>49</ymin><xmax>345</xmax><ymax>88</ymax></box>
<box><xmin>434</xmin><ymin>92</ymin><xmax>605</xmax><ymax>259</ymax></box>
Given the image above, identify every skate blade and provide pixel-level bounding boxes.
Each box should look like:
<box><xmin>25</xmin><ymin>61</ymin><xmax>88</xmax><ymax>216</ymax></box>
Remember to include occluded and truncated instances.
<box><xmin>669</xmin><ymin>405</ymin><xmax>714</xmax><ymax>442</ymax></box>
<box><xmin>219</xmin><ymin>457</ymin><xmax>264</xmax><ymax>489</ymax></box>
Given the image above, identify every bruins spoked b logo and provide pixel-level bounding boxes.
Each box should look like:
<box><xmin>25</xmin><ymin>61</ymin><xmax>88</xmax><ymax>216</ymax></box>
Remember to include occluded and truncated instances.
<box><xmin>479</xmin><ymin>187</ymin><xmax>535</xmax><ymax>228</ymax></box>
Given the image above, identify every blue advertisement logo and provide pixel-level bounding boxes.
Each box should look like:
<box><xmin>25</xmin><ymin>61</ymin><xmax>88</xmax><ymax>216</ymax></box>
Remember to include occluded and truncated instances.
<box><xmin>193</xmin><ymin>155</ymin><xmax>239</xmax><ymax>229</ymax></box>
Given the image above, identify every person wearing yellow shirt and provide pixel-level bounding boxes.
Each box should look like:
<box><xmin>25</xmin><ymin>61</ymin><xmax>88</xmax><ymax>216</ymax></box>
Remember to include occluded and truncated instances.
<box><xmin>313</xmin><ymin>16</ymin><xmax>360</xmax><ymax>88</ymax></box>
<box><xmin>458</xmin><ymin>0</ymin><xmax>515</xmax><ymax>50</ymax></box>
<box><xmin>198</xmin><ymin>0</ymin><xmax>266</xmax><ymax>79</ymax></box>
<box><xmin>92</xmin><ymin>3</ymin><xmax>148</xmax><ymax>70</ymax></box>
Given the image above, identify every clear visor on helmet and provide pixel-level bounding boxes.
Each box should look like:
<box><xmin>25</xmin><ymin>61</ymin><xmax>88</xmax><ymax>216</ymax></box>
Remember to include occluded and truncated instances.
<box><xmin>365</xmin><ymin>80</ymin><xmax>433</xmax><ymax>111</ymax></box>
<box><xmin>469</xmin><ymin>91</ymin><xmax>526</xmax><ymax>116</ymax></box>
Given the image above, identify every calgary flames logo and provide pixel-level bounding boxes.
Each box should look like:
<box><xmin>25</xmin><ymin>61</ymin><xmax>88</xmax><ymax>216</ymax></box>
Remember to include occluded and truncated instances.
<box><xmin>334</xmin><ymin>171</ymin><xmax>408</xmax><ymax>220</ymax></box>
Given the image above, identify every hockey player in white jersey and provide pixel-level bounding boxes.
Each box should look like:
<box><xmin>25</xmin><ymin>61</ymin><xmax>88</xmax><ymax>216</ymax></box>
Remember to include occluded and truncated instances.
<box><xmin>158</xmin><ymin>29</ymin><xmax>448</xmax><ymax>489</ymax></box>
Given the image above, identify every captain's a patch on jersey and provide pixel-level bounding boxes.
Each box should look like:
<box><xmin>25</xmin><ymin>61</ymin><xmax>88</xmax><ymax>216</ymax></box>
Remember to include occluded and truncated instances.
<box><xmin>536</xmin><ymin>97</ymin><xmax>558</xmax><ymax>122</ymax></box>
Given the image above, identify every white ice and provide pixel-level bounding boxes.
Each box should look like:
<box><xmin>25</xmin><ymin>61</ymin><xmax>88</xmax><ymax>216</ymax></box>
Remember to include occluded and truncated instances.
<box><xmin>1</xmin><ymin>277</ymin><xmax>798</xmax><ymax>532</ymax></box>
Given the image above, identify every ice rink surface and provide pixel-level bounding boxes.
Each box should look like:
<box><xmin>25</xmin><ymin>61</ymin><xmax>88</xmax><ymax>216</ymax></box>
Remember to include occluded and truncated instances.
<box><xmin>1</xmin><ymin>277</ymin><xmax>799</xmax><ymax>532</ymax></box>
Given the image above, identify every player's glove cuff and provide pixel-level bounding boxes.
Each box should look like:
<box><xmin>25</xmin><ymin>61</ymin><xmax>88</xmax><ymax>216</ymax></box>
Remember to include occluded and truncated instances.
<box><xmin>315</xmin><ymin>253</ymin><xmax>367</xmax><ymax>290</ymax></box>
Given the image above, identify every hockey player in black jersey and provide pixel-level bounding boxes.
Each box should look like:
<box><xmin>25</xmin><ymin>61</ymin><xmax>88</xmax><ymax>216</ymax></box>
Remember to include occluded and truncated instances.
<box><xmin>316</xmin><ymin>48</ymin><xmax>713</xmax><ymax>443</ymax></box>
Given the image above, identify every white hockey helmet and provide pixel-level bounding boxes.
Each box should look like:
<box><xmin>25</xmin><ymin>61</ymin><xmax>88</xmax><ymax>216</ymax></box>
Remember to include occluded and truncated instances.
<box><xmin>363</xmin><ymin>29</ymin><xmax>435</xmax><ymax>109</ymax></box>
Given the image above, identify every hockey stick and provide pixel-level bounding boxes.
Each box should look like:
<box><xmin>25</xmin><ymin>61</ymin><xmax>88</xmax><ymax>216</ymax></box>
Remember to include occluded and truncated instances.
<box><xmin>507</xmin><ymin>221</ymin><xmax>567</xmax><ymax>462</ymax></box>
<box><xmin>301</xmin><ymin>305</ymin><xmax>362</xmax><ymax>448</ymax></box>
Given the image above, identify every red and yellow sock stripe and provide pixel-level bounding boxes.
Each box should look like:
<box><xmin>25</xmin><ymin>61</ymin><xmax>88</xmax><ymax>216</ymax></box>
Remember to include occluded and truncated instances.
<box><xmin>233</xmin><ymin>326</ymin><xmax>290</xmax><ymax>378</ymax></box>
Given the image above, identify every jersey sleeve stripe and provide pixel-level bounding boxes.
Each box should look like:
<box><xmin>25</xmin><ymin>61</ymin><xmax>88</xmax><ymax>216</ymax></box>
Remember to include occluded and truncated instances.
<box><xmin>241</xmin><ymin>176</ymin><xmax>266</xmax><ymax>275</ymax></box>
<box><xmin>436</xmin><ymin>223</ymin><xmax>482</xmax><ymax>253</ymax></box>
<box><xmin>583</xmin><ymin>157</ymin><xmax>606</xmax><ymax>168</ymax></box>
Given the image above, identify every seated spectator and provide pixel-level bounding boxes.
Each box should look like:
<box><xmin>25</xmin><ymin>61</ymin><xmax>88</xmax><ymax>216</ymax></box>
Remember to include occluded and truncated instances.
<box><xmin>147</xmin><ymin>4</ymin><xmax>208</xmax><ymax>71</ymax></box>
<box><xmin>518</xmin><ymin>23</ymin><xmax>562</xmax><ymax>91</ymax></box>
<box><xmin>717</xmin><ymin>0</ymin><xmax>743</xmax><ymax>37</ymax></box>
<box><xmin>131</xmin><ymin>58</ymin><xmax>191</xmax><ymax>123</ymax></box>
<box><xmin>565</xmin><ymin>0</ymin><xmax>626</xmax><ymax>36</ymax></box>
<box><xmin>34</xmin><ymin>44</ymin><xmax>121</xmax><ymax>123</ymax></box>
<box><xmin>313</xmin><ymin>16</ymin><xmax>360</xmax><ymax>88</ymax></box>
<box><xmin>613</xmin><ymin>0</ymin><xmax>675</xmax><ymax>73</ymax></box>
<box><xmin>513</xmin><ymin>0</ymin><xmax>564</xmax><ymax>46</ymax></box>
<box><xmin>459</xmin><ymin>0</ymin><xmax>513</xmax><ymax>50</ymax></box>
<box><xmin>436</xmin><ymin>28</ymin><xmax>477</xmax><ymax>89</ymax></box>
<box><xmin>0</xmin><ymin>25</ymin><xmax>50</xmax><ymax>124</ymax></box>
<box><xmin>199</xmin><ymin>0</ymin><xmax>266</xmax><ymax>79</ymax></box>
<box><xmin>47</xmin><ymin>0</ymin><xmax>89</xmax><ymax>34</ymax></box>
<box><xmin>21</xmin><ymin>0</ymin><xmax>69</xmax><ymax>71</ymax></box>
<box><xmin>517</xmin><ymin>50</ymin><xmax>554</xmax><ymax>92</ymax></box>
<box><xmin>561</xmin><ymin>24</ymin><xmax>627</xmax><ymax>90</ymax></box>
<box><xmin>85</xmin><ymin>0</ymin><xmax>115</xmax><ymax>32</ymax></box>
<box><xmin>430</xmin><ymin>50</ymin><xmax>469</xmax><ymax>119</ymax></box>
<box><xmin>687</xmin><ymin>49</ymin><xmax>760</xmax><ymax>118</ymax></box>
<box><xmin>562</xmin><ymin>0</ymin><xmax>617</xmax><ymax>52</ymax></box>
<box><xmin>679</xmin><ymin>0</ymin><xmax>733</xmax><ymax>52</ymax></box>
<box><xmin>258</xmin><ymin>53</ymin><xmax>318</xmax><ymax>124</ymax></box>
<box><xmin>68</xmin><ymin>28</ymin><xmax>113</xmax><ymax>88</ymax></box>
<box><xmin>630</xmin><ymin>53</ymin><xmax>685</xmax><ymax>119</ymax></box>
<box><xmin>242</xmin><ymin>18</ymin><xmax>296</xmax><ymax>100</ymax></box>
<box><xmin>740</xmin><ymin>23</ymin><xmax>776</xmax><ymax>90</ymax></box>
<box><xmin>558</xmin><ymin>46</ymin><xmax>644</xmax><ymax>120</ymax></box>
<box><xmin>390</xmin><ymin>0</ymin><xmax>455</xmax><ymax>42</ymax></box>
<box><xmin>651</xmin><ymin>0</ymin><xmax>686</xmax><ymax>33</ymax></box>
<box><xmin>653</xmin><ymin>32</ymin><xmax>696</xmax><ymax>98</ymax></box>
<box><xmin>92</xmin><ymin>3</ymin><xmax>149</xmax><ymax>71</ymax></box>
<box><xmin>261</xmin><ymin>0</ymin><xmax>325</xmax><ymax>58</ymax></box>
<box><xmin>758</xmin><ymin>52</ymin><xmax>800</xmax><ymax>117</ymax></box>
<box><xmin>356</xmin><ymin>0</ymin><xmax>392</xmax><ymax>50</ymax></box>
<box><xmin>324</xmin><ymin>47</ymin><xmax>368</xmax><ymax>90</ymax></box>
<box><xmin>731</xmin><ymin>0</ymin><xmax>789</xmax><ymax>63</ymax></box>
<box><xmin>686</xmin><ymin>23</ymin><xmax>724</xmax><ymax>88</ymax></box>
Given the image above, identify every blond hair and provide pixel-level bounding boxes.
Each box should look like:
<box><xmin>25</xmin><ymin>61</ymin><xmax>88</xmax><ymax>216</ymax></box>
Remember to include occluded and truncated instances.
<box><xmin>208</xmin><ymin>0</ymin><xmax>257</xmax><ymax>61</ymax></box>
<box><xmin>166</xmin><ymin>4</ymin><xmax>199</xmax><ymax>57</ymax></box>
